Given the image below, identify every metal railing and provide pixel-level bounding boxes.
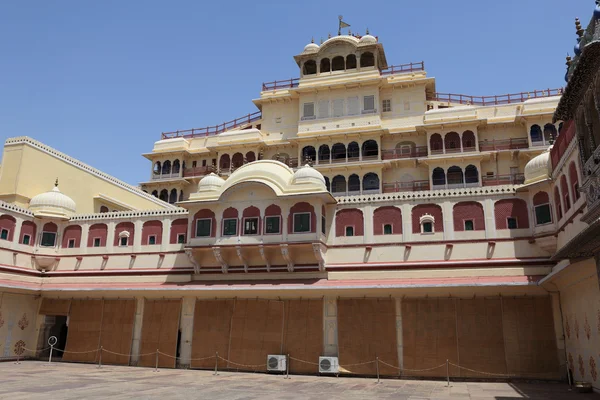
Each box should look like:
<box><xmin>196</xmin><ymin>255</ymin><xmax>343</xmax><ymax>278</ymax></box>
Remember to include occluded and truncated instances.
<box><xmin>429</xmin><ymin>88</ymin><xmax>563</xmax><ymax>106</ymax></box>
<box><xmin>152</xmin><ymin>172</ymin><xmax>181</xmax><ymax>180</ymax></box>
<box><xmin>383</xmin><ymin>180</ymin><xmax>430</xmax><ymax>193</ymax></box>
<box><xmin>182</xmin><ymin>166</ymin><xmax>214</xmax><ymax>178</ymax></box>
<box><xmin>161</xmin><ymin>111</ymin><xmax>261</xmax><ymax>139</ymax></box>
<box><xmin>380</xmin><ymin>61</ymin><xmax>425</xmax><ymax>75</ymax></box>
<box><xmin>478</xmin><ymin>138</ymin><xmax>529</xmax><ymax>151</ymax></box>
<box><xmin>482</xmin><ymin>174</ymin><xmax>525</xmax><ymax>186</ymax></box>
<box><xmin>382</xmin><ymin>146</ymin><xmax>428</xmax><ymax>160</ymax></box>
<box><xmin>262</xmin><ymin>77</ymin><xmax>300</xmax><ymax>91</ymax></box>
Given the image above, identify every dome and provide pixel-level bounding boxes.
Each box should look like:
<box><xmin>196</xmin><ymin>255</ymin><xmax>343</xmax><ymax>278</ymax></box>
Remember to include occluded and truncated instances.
<box><xmin>303</xmin><ymin>42</ymin><xmax>320</xmax><ymax>53</ymax></box>
<box><xmin>29</xmin><ymin>181</ymin><xmax>76</xmax><ymax>219</ymax></box>
<box><xmin>359</xmin><ymin>34</ymin><xmax>377</xmax><ymax>44</ymax></box>
<box><xmin>524</xmin><ymin>150</ymin><xmax>551</xmax><ymax>185</ymax></box>
<box><xmin>292</xmin><ymin>164</ymin><xmax>326</xmax><ymax>187</ymax></box>
<box><xmin>198</xmin><ymin>173</ymin><xmax>225</xmax><ymax>192</ymax></box>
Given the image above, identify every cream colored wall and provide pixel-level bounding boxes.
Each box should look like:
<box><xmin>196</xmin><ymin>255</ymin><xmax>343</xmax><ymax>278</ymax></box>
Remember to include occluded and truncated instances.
<box><xmin>0</xmin><ymin>291</ymin><xmax>40</xmax><ymax>359</ymax></box>
<box><xmin>261</xmin><ymin>99</ymin><xmax>299</xmax><ymax>141</ymax></box>
<box><xmin>0</xmin><ymin>139</ymin><xmax>170</xmax><ymax>213</ymax></box>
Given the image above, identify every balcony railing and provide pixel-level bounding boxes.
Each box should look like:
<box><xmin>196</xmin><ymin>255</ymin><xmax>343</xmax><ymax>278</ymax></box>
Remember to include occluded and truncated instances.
<box><xmin>182</xmin><ymin>166</ymin><xmax>215</xmax><ymax>178</ymax></box>
<box><xmin>382</xmin><ymin>146</ymin><xmax>428</xmax><ymax>160</ymax></box>
<box><xmin>432</xmin><ymin>181</ymin><xmax>481</xmax><ymax>190</ymax></box>
<box><xmin>380</xmin><ymin>61</ymin><xmax>425</xmax><ymax>76</ymax></box>
<box><xmin>478</xmin><ymin>138</ymin><xmax>529</xmax><ymax>151</ymax></box>
<box><xmin>152</xmin><ymin>172</ymin><xmax>181</xmax><ymax>180</ymax></box>
<box><xmin>161</xmin><ymin>111</ymin><xmax>262</xmax><ymax>139</ymax></box>
<box><xmin>482</xmin><ymin>174</ymin><xmax>525</xmax><ymax>186</ymax></box>
<box><xmin>262</xmin><ymin>78</ymin><xmax>300</xmax><ymax>91</ymax></box>
<box><xmin>429</xmin><ymin>88</ymin><xmax>563</xmax><ymax>106</ymax></box>
<box><xmin>383</xmin><ymin>180</ymin><xmax>430</xmax><ymax>193</ymax></box>
<box><xmin>332</xmin><ymin>188</ymin><xmax>381</xmax><ymax>197</ymax></box>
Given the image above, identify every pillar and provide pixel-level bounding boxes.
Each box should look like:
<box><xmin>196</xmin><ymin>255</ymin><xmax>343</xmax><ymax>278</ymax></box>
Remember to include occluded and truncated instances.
<box><xmin>130</xmin><ymin>297</ymin><xmax>145</xmax><ymax>365</ymax></box>
<box><xmin>483</xmin><ymin>198</ymin><xmax>495</xmax><ymax>239</ymax></box>
<box><xmin>550</xmin><ymin>292</ymin><xmax>566</xmax><ymax>375</ymax></box>
<box><xmin>395</xmin><ymin>297</ymin><xmax>403</xmax><ymax>370</ymax></box>
<box><xmin>162</xmin><ymin>219</ymin><xmax>172</xmax><ymax>249</ymax></box>
<box><xmin>106</xmin><ymin>221</ymin><xmax>116</xmax><ymax>252</ymax></box>
<box><xmin>178</xmin><ymin>297</ymin><xmax>195</xmax><ymax>368</ymax></box>
<box><xmin>323</xmin><ymin>297</ymin><xmax>338</xmax><ymax>357</ymax></box>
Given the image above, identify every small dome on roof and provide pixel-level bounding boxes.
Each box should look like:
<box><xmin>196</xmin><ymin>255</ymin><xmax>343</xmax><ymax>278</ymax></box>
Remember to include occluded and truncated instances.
<box><xmin>303</xmin><ymin>42</ymin><xmax>320</xmax><ymax>53</ymax></box>
<box><xmin>198</xmin><ymin>173</ymin><xmax>225</xmax><ymax>192</ymax></box>
<box><xmin>359</xmin><ymin>34</ymin><xmax>377</xmax><ymax>44</ymax></box>
<box><xmin>29</xmin><ymin>180</ymin><xmax>76</xmax><ymax>219</ymax></box>
<box><xmin>292</xmin><ymin>164</ymin><xmax>326</xmax><ymax>187</ymax></box>
<box><xmin>524</xmin><ymin>150</ymin><xmax>551</xmax><ymax>185</ymax></box>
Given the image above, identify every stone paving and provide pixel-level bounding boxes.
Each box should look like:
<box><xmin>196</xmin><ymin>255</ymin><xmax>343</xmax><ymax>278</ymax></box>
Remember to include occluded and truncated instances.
<box><xmin>0</xmin><ymin>361</ymin><xmax>598</xmax><ymax>399</ymax></box>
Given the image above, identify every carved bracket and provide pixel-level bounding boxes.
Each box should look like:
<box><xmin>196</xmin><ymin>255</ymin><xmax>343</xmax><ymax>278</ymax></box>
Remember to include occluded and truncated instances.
<box><xmin>184</xmin><ymin>248</ymin><xmax>200</xmax><ymax>274</ymax></box>
<box><xmin>280</xmin><ymin>244</ymin><xmax>294</xmax><ymax>273</ymax></box>
<box><xmin>236</xmin><ymin>246</ymin><xmax>248</xmax><ymax>273</ymax></box>
<box><xmin>212</xmin><ymin>246</ymin><xmax>228</xmax><ymax>274</ymax></box>
<box><xmin>258</xmin><ymin>245</ymin><xmax>271</xmax><ymax>272</ymax></box>
<box><xmin>312</xmin><ymin>243</ymin><xmax>326</xmax><ymax>272</ymax></box>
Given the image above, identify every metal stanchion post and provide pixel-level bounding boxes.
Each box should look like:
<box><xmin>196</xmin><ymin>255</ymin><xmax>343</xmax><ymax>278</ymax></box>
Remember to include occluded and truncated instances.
<box><xmin>98</xmin><ymin>346</ymin><xmax>103</xmax><ymax>369</ymax></box>
<box><xmin>49</xmin><ymin>345</ymin><xmax>54</xmax><ymax>363</ymax></box>
<box><xmin>155</xmin><ymin>349</ymin><xmax>159</xmax><ymax>372</ymax></box>
<box><xmin>567</xmin><ymin>363</ymin><xmax>572</xmax><ymax>388</ymax></box>
<box><xmin>446</xmin><ymin>359</ymin><xmax>450</xmax><ymax>387</ymax></box>
<box><xmin>286</xmin><ymin>354</ymin><xmax>289</xmax><ymax>379</ymax></box>
<box><xmin>214</xmin><ymin>352</ymin><xmax>219</xmax><ymax>376</ymax></box>
<box><xmin>376</xmin><ymin>357</ymin><xmax>380</xmax><ymax>384</ymax></box>
<box><xmin>15</xmin><ymin>353</ymin><xmax>20</xmax><ymax>365</ymax></box>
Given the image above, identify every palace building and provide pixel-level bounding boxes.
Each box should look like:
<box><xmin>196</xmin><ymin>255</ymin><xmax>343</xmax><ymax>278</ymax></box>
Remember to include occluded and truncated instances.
<box><xmin>1</xmin><ymin>12</ymin><xmax>599</xmax><ymax>388</ymax></box>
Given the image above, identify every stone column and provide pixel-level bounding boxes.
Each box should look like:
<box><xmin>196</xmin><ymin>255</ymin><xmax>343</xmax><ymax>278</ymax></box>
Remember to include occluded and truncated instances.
<box><xmin>80</xmin><ymin>222</ymin><xmax>90</xmax><ymax>250</ymax></box>
<box><xmin>483</xmin><ymin>198</ymin><xmax>495</xmax><ymax>239</ymax></box>
<box><xmin>178</xmin><ymin>297</ymin><xmax>195</xmax><ymax>368</ymax></box>
<box><xmin>323</xmin><ymin>297</ymin><xmax>338</xmax><ymax>357</ymax></box>
<box><xmin>106</xmin><ymin>221</ymin><xmax>116</xmax><ymax>251</ymax></box>
<box><xmin>395</xmin><ymin>297</ymin><xmax>403</xmax><ymax>370</ymax></box>
<box><xmin>130</xmin><ymin>297</ymin><xmax>145</xmax><ymax>365</ymax></box>
<box><xmin>162</xmin><ymin>219</ymin><xmax>172</xmax><ymax>249</ymax></box>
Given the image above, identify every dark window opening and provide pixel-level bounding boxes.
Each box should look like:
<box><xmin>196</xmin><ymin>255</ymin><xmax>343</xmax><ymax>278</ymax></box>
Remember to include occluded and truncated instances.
<box><xmin>265</xmin><ymin>216</ymin><xmax>281</xmax><ymax>234</ymax></box>
<box><xmin>244</xmin><ymin>218</ymin><xmax>258</xmax><ymax>235</ymax></box>
<box><xmin>507</xmin><ymin>217</ymin><xmax>518</xmax><ymax>229</ymax></box>
<box><xmin>196</xmin><ymin>219</ymin><xmax>212</xmax><ymax>237</ymax></box>
<box><xmin>383</xmin><ymin>224</ymin><xmax>392</xmax><ymax>235</ymax></box>
<box><xmin>41</xmin><ymin>232</ymin><xmax>56</xmax><ymax>247</ymax></box>
<box><xmin>464</xmin><ymin>220</ymin><xmax>474</xmax><ymax>231</ymax></box>
<box><xmin>223</xmin><ymin>219</ymin><xmax>237</xmax><ymax>236</ymax></box>
<box><xmin>345</xmin><ymin>226</ymin><xmax>354</xmax><ymax>237</ymax></box>
<box><xmin>293</xmin><ymin>213</ymin><xmax>310</xmax><ymax>233</ymax></box>
<box><xmin>422</xmin><ymin>222</ymin><xmax>433</xmax><ymax>233</ymax></box>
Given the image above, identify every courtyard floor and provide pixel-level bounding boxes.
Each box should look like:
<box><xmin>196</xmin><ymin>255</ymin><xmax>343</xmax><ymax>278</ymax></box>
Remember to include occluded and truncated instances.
<box><xmin>0</xmin><ymin>361</ymin><xmax>597</xmax><ymax>400</ymax></box>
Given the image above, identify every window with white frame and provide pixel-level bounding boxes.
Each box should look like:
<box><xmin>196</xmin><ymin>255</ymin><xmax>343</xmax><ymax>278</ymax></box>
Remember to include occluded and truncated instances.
<box><xmin>265</xmin><ymin>216</ymin><xmax>281</xmax><ymax>234</ymax></box>
<box><xmin>507</xmin><ymin>217</ymin><xmax>518</xmax><ymax>229</ymax></box>
<box><xmin>93</xmin><ymin>237</ymin><xmax>101</xmax><ymax>247</ymax></box>
<box><xmin>362</xmin><ymin>95</ymin><xmax>375</xmax><ymax>114</ymax></box>
<box><xmin>68</xmin><ymin>238</ymin><xmax>75</xmax><ymax>248</ymax></box>
<box><xmin>293</xmin><ymin>212</ymin><xmax>311</xmax><ymax>233</ymax></box>
<box><xmin>196</xmin><ymin>219</ymin><xmax>212</xmax><ymax>237</ymax></box>
<box><xmin>534</xmin><ymin>204</ymin><xmax>552</xmax><ymax>225</ymax></box>
<box><xmin>22</xmin><ymin>234</ymin><xmax>31</xmax><ymax>245</ymax></box>
<box><xmin>148</xmin><ymin>235</ymin><xmax>157</xmax><ymax>245</ymax></box>
<box><xmin>243</xmin><ymin>217</ymin><xmax>258</xmax><ymax>235</ymax></box>
<box><xmin>302</xmin><ymin>102</ymin><xmax>315</xmax><ymax>120</ymax></box>
<box><xmin>420</xmin><ymin>215</ymin><xmax>435</xmax><ymax>234</ymax></box>
<box><xmin>0</xmin><ymin>229</ymin><xmax>8</xmax><ymax>240</ymax></box>
<box><xmin>41</xmin><ymin>232</ymin><xmax>56</xmax><ymax>247</ymax></box>
<box><xmin>464</xmin><ymin>220</ymin><xmax>474</xmax><ymax>231</ymax></box>
<box><xmin>223</xmin><ymin>219</ymin><xmax>237</xmax><ymax>236</ymax></box>
<box><xmin>177</xmin><ymin>233</ymin><xmax>186</xmax><ymax>244</ymax></box>
<box><xmin>383</xmin><ymin>224</ymin><xmax>393</xmax><ymax>235</ymax></box>
<box><xmin>119</xmin><ymin>231</ymin><xmax>130</xmax><ymax>247</ymax></box>
<box><xmin>382</xmin><ymin>99</ymin><xmax>391</xmax><ymax>113</ymax></box>
<box><xmin>318</xmin><ymin>100</ymin><xmax>329</xmax><ymax>119</ymax></box>
<box><xmin>345</xmin><ymin>226</ymin><xmax>354</xmax><ymax>237</ymax></box>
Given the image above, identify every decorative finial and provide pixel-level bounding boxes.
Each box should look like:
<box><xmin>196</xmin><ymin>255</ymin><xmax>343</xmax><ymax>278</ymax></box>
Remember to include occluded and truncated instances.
<box><xmin>576</xmin><ymin>18</ymin><xmax>584</xmax><ymax>38</ymax></box>
<box><xmin>54</xmin><ymin>178</ymin><xmax>59</xmax><ymax>187</ymax></box>
<box><xmin>366</xmin><ymin>27</ymin><xmax>369</xmax><ymax>35</ymax></box>
<box><xmin>328</xmin><ymin>32</ymin><xmax>332</xmax><ymax>39</ymax></box>
<box><xmin>320</xmin><ymin>37</ymin><xmax>324</xmax><ymax>44</ymax></box>
<box><xmin>566</xmin><ymin>53</ymin><xmax>572</xmax><ymax>68</ymax></box>
<box><xmin>311</xmin><ymin>37</ymin><xmax>314</xmax><ymax>43</ymax></box>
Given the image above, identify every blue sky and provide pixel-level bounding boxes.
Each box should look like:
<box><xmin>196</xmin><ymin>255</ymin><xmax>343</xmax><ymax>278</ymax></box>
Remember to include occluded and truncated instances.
<box><xmin>0</xmin><ymin>0</ymin><xmax>592</xmax><ymax>185</ymax></box>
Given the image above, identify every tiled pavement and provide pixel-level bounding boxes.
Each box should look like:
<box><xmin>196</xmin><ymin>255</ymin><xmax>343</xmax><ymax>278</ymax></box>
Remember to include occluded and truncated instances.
<box><xmin>0</xmin><ymin>361</ymin><xmax>598</xmax><ymax>399</ymax></box>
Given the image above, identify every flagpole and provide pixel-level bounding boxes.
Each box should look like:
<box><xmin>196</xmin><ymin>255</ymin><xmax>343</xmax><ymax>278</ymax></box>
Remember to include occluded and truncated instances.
<box><xmin>338</xmin><ymin>15</ymin><xmax>342</xmax><ymax>36</ymax></box>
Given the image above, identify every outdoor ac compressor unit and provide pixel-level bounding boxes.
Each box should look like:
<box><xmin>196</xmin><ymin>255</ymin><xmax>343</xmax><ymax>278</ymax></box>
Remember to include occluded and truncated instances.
<box><xmin>267</xmin><ymin>354</ymin><xmax>287</xmax><ymax>372</ymax></box>
<box><xmin>318</xmin><ymin>356</ymin><xmax>339</xmax><ymax>374</ymax></box>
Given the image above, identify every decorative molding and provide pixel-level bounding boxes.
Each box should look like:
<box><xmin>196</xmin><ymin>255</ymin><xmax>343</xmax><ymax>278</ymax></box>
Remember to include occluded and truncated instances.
<box><xmin>184</xmin><ymin>248</ymin><xmax>200</xmax><ymax>274</ymax></box>
<box><xmin>212</xmin><ymin>246</ymin><xmax>228</xmax><ymax>273</ymax></box>
<box><xmin>280</xmin><ymin>244</ymin><xmax>294</xmax><ymax>272</ymax></box>
<box><xmin>258</xmin><ymin>245</ymin><xmax>271</xmax><ymax>272</ymax></box>
<box><xmin>0</xmin><ymin>200</ymin><xmax>33</xmax><ymax>217</ymax></box>
<box><xmin>70</xmin><ymin>208</ymin><xmax>188</xmax><ymax>221</ymax></box>
<box><xmin>235</xmin><ymin>246</ymin><xmax>248</xmax><ymax>273</ymax></box>
<box><xmin>312</xmin><ymin>243</ymin><xmax>326</xmax><ymax>272</ymax></box>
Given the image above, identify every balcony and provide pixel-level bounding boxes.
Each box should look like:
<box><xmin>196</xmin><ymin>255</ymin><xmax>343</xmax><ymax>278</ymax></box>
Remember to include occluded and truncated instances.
<box><xmin>182</xmin><ymin>166</ymin><xmax>214</xmax><ymax>178</ymax></box>
<box><xmin>161</xmin><ymin>111</ymin><xmax>261</xmax><ymax>140</ymax></box>
<box><xmin>152</xmin><ymin>172</ymin><xmax>181</xmax><ymax>180</ymax></box>
<box><xmin>432</xmin><ymin>182</ymin><xmax>481</xmax><ymax>190</ymax></box>
<box><xmin>428</xmin><ymin>88</ymin><xmax>563</xmax><ymax>106</ymax></box>
<box><xmin>482</xmin><ymin>174</ymin><xmax>525</xmax><ymax>186</ymax></box>
<box><xmin>382</xmin><ymin>146</ymin><xmax>428</xmax><ymax>160</ymax></box>
<box><xmin>383</xmin><ymin>180</ymin><xmax>430</xmax><ymax>193</ymax></box>
<box><xmin>479</xmin><ymin>138</ymin><xmax>529</xmax><ymax>151</ymax></box>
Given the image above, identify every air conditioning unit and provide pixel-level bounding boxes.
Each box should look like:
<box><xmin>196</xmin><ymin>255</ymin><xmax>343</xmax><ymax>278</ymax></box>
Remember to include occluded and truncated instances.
<box><xmin>319</xmin><ymin>356</ymin><xmax>339</xmax><ymax>374</ymax></box>
<box><xmin>267</xmin><ymin>355</ymin><xmax>287</xmax><ymax>372</ymax></box>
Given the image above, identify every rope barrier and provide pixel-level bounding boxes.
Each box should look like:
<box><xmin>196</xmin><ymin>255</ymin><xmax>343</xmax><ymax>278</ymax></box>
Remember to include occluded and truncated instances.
<box><xmin>217</xmin><ymin>355</ymin><xmax>267</xmax><ymax>369</ymax></box>
<box><xmin>378</xmin><ymin>359</ymin><xmax>447</xmax><ymax>373</ymax></box>
<box><xmin>289</xmin><ymin>356</ymin><xmax>320</xmax><ymax>366</ymax></box>
<box><xmin>339</xmin><ymin>360</ymin><xmax>376</xmax><ymax>368</ymax></box>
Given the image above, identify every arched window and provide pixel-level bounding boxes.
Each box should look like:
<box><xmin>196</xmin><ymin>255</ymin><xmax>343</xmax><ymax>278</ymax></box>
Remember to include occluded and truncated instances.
<box><xmin>179</xmin><ymin>190</ymin><xmax>184</xmax><ymax>202</ymax></box>
<box><xmin>362</xmin><ymin>140</ymin><xmax>379</xmax><ymax>159</ymax></box>
<box><xmin>242</xmin><ymin>206</ymin><xmax>260</xmax><ymax>236</ymax></box>
<box><xmin>432</xmin><ymin>167</ymin><xmax>446</xmax><ymax>186</ymax></box>
<box><xmin>444</xmin><ymin>132</ymin><xmax>461</xmax><ymax>152</ymax></box>
<box><xmin>0</xmin><ymin>215</ymin><xmax>16</xmax><ymax>241</ymax></box>
<box><xmin>554</xmin><ymin>187</ymin><xmax>563</xmax><ymax>220</ymax></box>
<box><xmin>533</xmin><ymin>192</ymin><xmax>552</xmax><ymax>225</ymax></box>
<box><xmin>100</xmin><ymin>206</ymin><xmax>109</xmax><ymax>213</ymax></box>
<box><xmin>346</xmin><ymin>54</ymin><xmax>357</xmax><ymax>69</ymax></box>
<box><xmin>153</xmin><ymin>161</ymin><xmax>161</xmax><ymax>175</ymax></box>
<box><xmin>151</xmin><ymin>190</ymin><xmax>158</xmax><ymax>198</ymax></box>
<box><xmin>331</xmin><ymin>143</ymin><xmax>346</xmax><ymax>162</ymax></box>
<box><xmin>142</xmin><ymin>220</ymin><xmax>163</xmax><ymax>245</ymax></box>
<box><xmin>222</xmin><ymin>207</ymin><xmax>239</xmax><ymax>236</ymax></box>
<box><xmin>162</xmin><ymin>160</ymin><xmax>171</xmax><ymax>175</ymax></box>
<box><xmin>347</xmin><ymin>142</ymin><xmax>359</xmax><ymax>160</ymax></box>
<box><xmin>324</xmin><ymin>176</ymin><xmax>331</xmax><ymax>192</ymax></box>
<box><xmin>362</xmin><ymin>173</ymin><xmax>380</xmax><ymax>192</ymax></box>
<box><xmin>114</xmin><ymin>222</ymin><xmax>135</xmax><ymax>247</ymax></box>
<box><xmin>543</xmin><ymin>123</ymin><xmax>557</xmax><ymax>143</ymax></box>
<box><xmin>264</xmin><ymin>204</ymin><xmax>282</xmax><ymax>235</ymax></box>
<box><xmin>193</xmin><ymin>209</ymin><xmax>216</xmax><ymax>238</ymax></box>
<box><xmin>274</xmin><ymin>152</ymin><xmax>290</xmax><ymax>164</ymax></box>
<box><xmin>430</xmin><ymin>133</ymin><xmax>443</xmax><ymax>154</ymax></box>
<box><xmin>395</xmin><ymin>141</ymin><xmax>416</xmax><ymax>158</ymax></box>
<box><xmin>169</xmin><ymin>189</ymin><xmax>178</xmax><ymax>204</ymax></box>
<box><xmin>569</xmin><ymin>162</ymin><xmax>580</xmax><ymax>201</ymax></box>
<box><xmin>320</xmin><ymin>58</ymin><xmax>331</xmax><ymax>73</ymax></box>
<box><xmin>447</xmin><ymin>166</ymin><xmax>464</xmax><ymax>185</ymax></box>
<box><xmin>62</xmin><ymin>225</ymin><xmax>82</xmax><ymax>248</ymax></box>
<box><xmin>348</xmin><ymin>174</ymin><xmax>360</xmax><ymax>193</ymax></box>
<box><xmin>219</xmin><ymin>154</ymin><xmax>230</xmax><ymax>170</ymax></box>
<box><xmin>560</xmin><ymin>175</ymin><xmax>571</xmax><ymax>211</ymax></box>
<box><xmin>360</xmin><ymin>52</ymin><xmax>374</xmax><ymax>67</ymax></box>
<box><xmin>465</xmin><ymin>165</ymin><xmax>479</xmax><ymax>184</ymax></box>
<box><xmin>494</xmin><ymin>199</ymin><xmax>529</xmax><ymax>230</ymax></box>
<box><xmin>303</xmin><ymin>60</ymin><xmax>317</xmax><ymax>75</ymax></box>
<box><xmin>462</xmin><ymin>130</ymin><xmax>476</xmax><ymax>150</ymax></box>
<box><xmin>332</xmin><ymin>56</ymin><xmax>345</xmax><ymax>71</ymax></box>
<box><xmin>335</xmin><ymin>209</ymin><xmax>364</xmax><ymax>237</ymax></box>
<box><xmin>246</xmin><ymin>151</ymin><xmax>256</xmax><ymax>163</ymax></box>
<box><xmin>332</xmin><ymin>175</ymin><xmax>347</xmax><ymax>194</ymax></box>
<box><xmin>373</xmin><ymin>206</ymin><xmax>402</xmax><ymax>235</ymax></box>
<box><xmin>288</xmin><ymin>202</ymin><xmax>316</xmax><ymax>233</ymax></box>
<box><xmin>87</xmin><ymin>223</ymin><xmax>107</xmax><ymax>247</ymax></box>
<box><xmin>411</xmin><ymin>204</ymin><xmax>443</xmax><ymax>234</ymax></box>
<box><xmin>159</xmin><ymin>189</ymin><xmax>169</xmax><ymax>202</ymax></box>
<box><xmin>232</xmin><ymin>152</ymin><xmax>244</xmax><ymax>168</ymax></box>
<box><xmin>302</xmin><ymin>146</ymin><xmax>316</xmax><ymax>163</ymax></box>
<box><xmin>170</xmin><ymin>218</ymin><xmax>188</xmax><ymax>244</ymax></box>
<box><xmin>172</xmin><ymin>159</ymin><xmax>180</xmax><ymax>174</ymax></box>
<box><xmin>453</xmin><ymin>202</ymin><xmax>485</xmax><ymax>231</ymax></box>
<box><xmin>318</xmin><ymin>145</ymin><xmax>330</xmax><ymax>163</ymax></box>
<box><xmin>530</xmin><ymin>125</ymin><xmax>543</xmax><ymax>143</ymax></box>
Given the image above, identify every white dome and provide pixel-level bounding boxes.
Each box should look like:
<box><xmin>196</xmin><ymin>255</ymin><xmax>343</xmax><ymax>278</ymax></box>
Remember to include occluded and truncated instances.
<box><xmin>359</xmin><ymin>34</ymin><xmax>377</xmax><ymax>44</ymax></box>
<box><xmin>303</xmin><ymin>42</ymin><xmax>320</xmax><ymax>53</ymax></box>
<box><xmin>29</xmin><ymin>183</ymin><xmax>76</xmax><ymax>219</ymax></box>
<box><xmin>292</xmin><ymin>164</ymin><xmax>326</xmax><ymax>187</ymax></box>
<box><xmin>524</xmin><ymin>150</ymin><xmax>551</xmax><ymax>185</ymax></box>
<box><xmin>198</xmin><ymin>173</ymin><xmax>225</xmax><ymax>192</ymax></box>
